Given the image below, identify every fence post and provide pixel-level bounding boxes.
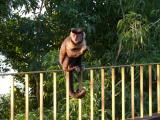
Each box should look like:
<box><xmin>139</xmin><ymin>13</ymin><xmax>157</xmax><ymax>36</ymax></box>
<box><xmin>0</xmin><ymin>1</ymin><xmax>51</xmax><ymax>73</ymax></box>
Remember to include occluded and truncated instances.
<box><xmin>78</xmin><ymin>71</ymin><xmax>83</xmax><ymax>120</ymax></box>
<box><xmin>101</xmin><ymin>68</ymin><xmax>105</xmax><ymax>120</ymax></box>
<box><xmin>40</xmin><ymin>73</ymin><xmax>44</xmax><ymax>120</ymax></box>
<box><xmin>78</xmin><ymin>99</ymin><xmax>82</xmax><ymax>120</ymax></box>
<box><xmin>131</xmin><ymin>66</ymin><xmax>135</xmax><ymax>119</ymax></box>
<box><xmin>121</xmin><ymin>67</ymin><xmax>125</xmax><ymax>120</ymax></box>
<box><xmin>25</xmin><ymin>74</ymin><xmax>29</xmax><ymax>120</ymax></box>
<box><xmin>10</xmin><ymin>77</ymin><xmax>14</xmax><ymax>120</ymax></box>
<box><xmin>157</xmin><ymin>64</ymin><xmax>160</xmax><ymax>113</ymax></box>
<box><xmin>149</xmin><ymin>65</ymin><xmax>152</xmax><ymax>116</ymax></box>
<box><xmin>90</xmin><ymin>69</ymin><xmax>94</xmax><ymax>120</ymax></box>
<box><xmin>140</xmin><ymin>65</ymin><xmax>144</xmax><ymax>118</ymax></box>
<box><xmin>112</xmin><ymin>67</ymin><xmax>115</xmax><ymax>120</ymax></box>
<box><xmin>66</xmin><ymin>72</ymin><xmax>69</xmax><ymax>120</ymax></box>
<box><xmin>53</xmin><ymin>72</ymin><xmax>57</xmax><ymax>120</ymax></box>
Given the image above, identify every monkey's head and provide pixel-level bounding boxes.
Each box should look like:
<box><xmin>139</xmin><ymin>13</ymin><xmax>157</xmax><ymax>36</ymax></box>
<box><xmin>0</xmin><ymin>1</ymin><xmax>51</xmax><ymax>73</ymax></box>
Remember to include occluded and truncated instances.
<box><xmin>70</xmin><ymin>28</ymin><xmax>85</xmax><ymax>44</ymax></box>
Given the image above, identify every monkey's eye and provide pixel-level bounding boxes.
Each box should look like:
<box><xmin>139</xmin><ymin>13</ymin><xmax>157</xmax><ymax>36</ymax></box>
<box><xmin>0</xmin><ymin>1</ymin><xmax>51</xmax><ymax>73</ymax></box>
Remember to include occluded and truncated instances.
<box><xmin>73</xmin><ymin>34</ymin><xmax>76</xmax><ymax>37</ymax></box>
<box><xmin>71</xmin><ymin>32</ymin><xmax>76</xmax><ymax>37</ymax></box>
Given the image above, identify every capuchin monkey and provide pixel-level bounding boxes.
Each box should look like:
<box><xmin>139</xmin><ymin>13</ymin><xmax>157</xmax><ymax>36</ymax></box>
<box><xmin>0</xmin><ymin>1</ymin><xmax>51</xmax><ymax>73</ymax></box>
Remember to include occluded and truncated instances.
<box><xmin>59</xmin><ymin>28</ymin><xmax>88</xmax><ymax>99</ymax></box>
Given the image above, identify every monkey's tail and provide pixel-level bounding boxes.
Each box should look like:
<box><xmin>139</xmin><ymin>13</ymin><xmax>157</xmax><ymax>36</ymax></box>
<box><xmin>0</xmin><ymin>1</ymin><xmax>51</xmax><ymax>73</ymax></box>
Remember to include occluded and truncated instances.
<box><xmin>68</xmin><ymin>71</ymin><xmax>86</xmax><ymax>99</ymax></box>
<box><xmin>63</xmin><ymin>69</ymin><xmax>86</xmax><ymax>99</ymax></box>
<box><xmin>68</xmin><ymin>71</ymin><xmax>76</xmax><ymax>97</ymax></box>
<box><xmin>76</xmin><ymin>71</ymin><xmax>86</xmax><ymax>99</ymax></box>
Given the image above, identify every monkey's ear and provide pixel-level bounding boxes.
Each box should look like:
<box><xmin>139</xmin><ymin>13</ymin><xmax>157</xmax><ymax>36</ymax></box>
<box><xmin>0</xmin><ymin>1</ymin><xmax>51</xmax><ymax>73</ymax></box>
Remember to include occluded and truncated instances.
<box><xmin>70</xmin><ymin>31</ymin><xmax>76</xmax><ymax>37</ymax></box>
<box><xmin>83</xmin><ymin>32</ymin><xmax>86</xmax><ymax>39</ymax></box>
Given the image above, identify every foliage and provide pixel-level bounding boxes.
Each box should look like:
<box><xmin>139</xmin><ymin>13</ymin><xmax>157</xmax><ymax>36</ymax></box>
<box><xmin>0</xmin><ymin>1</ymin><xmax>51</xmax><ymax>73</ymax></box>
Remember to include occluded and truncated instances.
<box><xmin>0</xmin><ymin>95</ymin><xmax>10</xmax><ymax>119</ymax></box>
<box><xmin>15</xmin><ymin>110</ymin><xmax>53</xmax><ymax>120</ymax></box>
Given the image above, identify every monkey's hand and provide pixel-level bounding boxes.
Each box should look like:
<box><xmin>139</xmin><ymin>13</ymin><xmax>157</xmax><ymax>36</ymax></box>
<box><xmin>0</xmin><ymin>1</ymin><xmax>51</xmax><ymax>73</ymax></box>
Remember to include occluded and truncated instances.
<box><xmin>63</xmin><ymin>66</ymin><xmax>77</xmax><ymax>72</ymax></box>
<box><xmin>80</xmin><ymin>66</ymin><xmax>85</xmax><ymax>71</ymax></box>
<box><xmin>80</xmin><ymin>46</ymin><xmax>88</xmax><ymax>55</ymax></box>
<box><xmin>74</xmin><ymin>66</ymin><xmax>81</xmax><ymax>72</ymax></box>
<box><xmin>62</xmin><ymin>66</ymin><xmax>68</xmax><ymax>72</ymax></box>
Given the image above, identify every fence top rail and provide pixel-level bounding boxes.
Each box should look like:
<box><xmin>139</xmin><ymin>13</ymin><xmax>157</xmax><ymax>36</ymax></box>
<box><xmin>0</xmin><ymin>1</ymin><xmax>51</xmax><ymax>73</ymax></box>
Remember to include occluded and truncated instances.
<box><xmin>0</xmin><ymin>62</ymin><xmax>159</xmax><ymax>76</ymax></box>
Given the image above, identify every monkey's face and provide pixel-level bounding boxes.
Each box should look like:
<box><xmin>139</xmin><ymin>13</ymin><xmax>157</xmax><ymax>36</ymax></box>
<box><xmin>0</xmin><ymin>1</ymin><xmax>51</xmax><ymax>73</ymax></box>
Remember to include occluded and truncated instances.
<box><xmin>70</xmin><ymin>32</ymin><xmax>84</xmax><ymax>44</ymax></box>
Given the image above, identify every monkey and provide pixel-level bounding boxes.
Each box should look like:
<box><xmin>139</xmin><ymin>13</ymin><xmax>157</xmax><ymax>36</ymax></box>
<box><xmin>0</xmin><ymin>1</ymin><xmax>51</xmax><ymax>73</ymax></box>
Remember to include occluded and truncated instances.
<box><xmin>59</xmin><ymin>28</ymin><xmax>88</xmax><ymax>99</ymax></box>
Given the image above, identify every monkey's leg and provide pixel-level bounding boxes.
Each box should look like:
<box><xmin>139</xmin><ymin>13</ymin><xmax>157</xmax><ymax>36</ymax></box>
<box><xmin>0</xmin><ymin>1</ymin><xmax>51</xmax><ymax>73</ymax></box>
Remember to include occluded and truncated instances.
<box><xmin>63</xmin><ymin>57</ymin><xmax>77</xmax><ymax>72</ymax></box>
<box><xmin>62</xmin><ymin>57</ymin><xmax>70</xmax><ymax>71</ymax></box>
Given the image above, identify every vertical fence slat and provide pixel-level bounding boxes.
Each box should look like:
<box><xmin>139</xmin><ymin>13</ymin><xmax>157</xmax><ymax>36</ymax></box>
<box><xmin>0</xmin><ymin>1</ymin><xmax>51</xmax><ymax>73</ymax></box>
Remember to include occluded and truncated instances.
<box><xmin>66</xmin><ymin>72</ymin><xmax>69</xmax><ymax>120</ymax></box>
<box><xmin>140</xmin><ymin>66</ymin><xmax>144</xmax><ymax>118</ymax></box>
<box><xmin>79</xmin><ymin>99</ymin><xmax>82</xmax><ymax>120</ymax></box>
<box><xmin>112</xmin><ymin>68</ymin><xmax>115</xmax><ymax>120</ymax></box>
<box><xmin>10</xmin><ymin>77</ymin><xmax>14</xmax><ymax>120</ymax></box>
<box><xmin>121</xmin><ymin>67</ymin><xmax>125</xmax><ymax>120</ymax></box>
<box><xmin>53</xmin><ymin>72</ymin><xmax>57</xmax><ymax>120</ymax></box>
<box><xmin>25</xmin><ymin>74</ymin><xmax>29</xmax><ymax>120</ymax></box>
<box><xmin>79</xmin><ymin>71</ymin><xmax>82</xmax><ymax>120</ymax></box>
<box><xmin>90</xmin><ymin>69</ymin><xmax>94</xmax><ymax>120</ymax></box>
<box><xmin>149</xmin><ymin>65</ymin><xmax>152</xmax><ymax>116</ymax></box>
<box><xmin>6</xmin><ymin>63</ymin><xmax>160</xmax><ymax>120</ymax></box>
<box><xmin>40</xmin><ymin>73</ymin><xmax>44</xmax><ymax>120</ymax></box>
<box><xmin>131</xmin><ymin>66</ymin><xmax>135</xmax><ymax>119</ymax></box>
<box><xmin>101</xmin><ymin>68</ymin><xmax>105</xmax><ymax>120</ymax></box>
<box><xmin>157</xmin><ymin>64</ymin><xmax>160</xmax><ymax>113</ymax></box>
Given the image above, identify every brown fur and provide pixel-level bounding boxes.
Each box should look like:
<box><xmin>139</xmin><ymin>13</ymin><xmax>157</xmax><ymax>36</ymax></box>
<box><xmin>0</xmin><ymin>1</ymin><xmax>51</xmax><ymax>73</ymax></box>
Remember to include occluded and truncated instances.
<box><xmin>59</xmin><ymin>28</ymin><xmax>87</xmax><ymax>98</ymax></box>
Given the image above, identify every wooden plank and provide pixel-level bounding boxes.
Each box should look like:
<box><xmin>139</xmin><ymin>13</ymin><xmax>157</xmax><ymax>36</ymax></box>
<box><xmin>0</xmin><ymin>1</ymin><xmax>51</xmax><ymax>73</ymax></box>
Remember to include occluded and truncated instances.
<box><xmin>121</xmin><ymin>67</ymin><xmax>125</xmax><ymax>120</ymax></box>
<box><xmin>40</xmin><ymin>73</ymin><xmax>43</xmax><ymax>120</ymax></box>
<box><xmin>90</xmin><ymin>70</ymin><xmax>94</xmax><ymax>120</ymax></box>
<box><xmin>140</xmin><ymin>66</ymin><xmax>144</xmax><ymax>117</ymax></box>
<box><xmin>10</xmin><ymin>77</ymin><xmax>14</xmax><ymax>120</ymax></box>
<box><xmin>79</xmin><ymin>99</ymin><xmax>82</xmax><ymax>120</ymax></box>
<box><xmin>25</xmin><ymin>74</ymin><xmax>29</xmax><ymax>120</ymax></box>
<box><xmin>149</xmin><ymin>65</ymin><xmax>152</xmax><ymax>116</ymax></box>
<box><xmin>131</xmin><ymin>66</ymin><xmax>135</xmax><ymax>119</ymax></box>
<box><xmin>101</xmin><ymin>68</ymin><xmax>105</xmax><ymax>120</ymax></box>
<box><xmin>157</xmin><ymin>64</ymin><xmax>160</xmax><ymax>113</ymax></box>
<box><xmin>79</xmin><ymin>71</ymin><xmax>82</xmax><ymax>120</ymax></box>
<box><xmin>112</xmin><ymin>68</ymin><xmax>115</xmax><ymax>120</ymax></box>
<box><xmin>53</xmin><ymin>72</ymin><xmax>57</xmax><ymax>120</ymax></box>
<box><xmin>66</xmin><ymin>72</ymin><xmax>69</xmax><ymax>120</ymax></box>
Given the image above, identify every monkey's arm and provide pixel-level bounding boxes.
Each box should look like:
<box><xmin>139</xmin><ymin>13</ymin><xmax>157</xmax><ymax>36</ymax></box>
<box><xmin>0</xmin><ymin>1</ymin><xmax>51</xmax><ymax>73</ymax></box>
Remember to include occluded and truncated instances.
<box><xmin>62</xmin><ymin>63</ymin><xmax>80</xmax><ymax>72</ymax></box>
<box><xmin>78</xmin><ymin>41</ymin><xmax>88</xmax><ymax>56</ymax></box>
<box><xmin>59</xmin><ymin>41</ymin><xmax>66</xmax><ymax>66</ymax></box>
<box><xmin>67</xmin><ymin>46</ymin><xmax>88</xmax><ymax>58</ymax></box>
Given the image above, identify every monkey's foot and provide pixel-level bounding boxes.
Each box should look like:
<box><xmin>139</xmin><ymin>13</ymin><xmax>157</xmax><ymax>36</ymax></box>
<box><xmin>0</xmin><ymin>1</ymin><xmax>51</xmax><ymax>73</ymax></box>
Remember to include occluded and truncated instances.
<box><xmin>75</xmin><ymin>88</ymin><xmax>86</xmax><ymax>99</ymax></box>
<box><xmin>69</xmin><ymin>92</ymin><xmax>76</xmax><ymax>98</ymax></box>
<box><xmin>74</xmin><ymin>66</ymin><xmax>85</xmax><ymax>72</ymax></box>
<box><xmin>74</xmin><ymin>66</ymin><xmax>81</xmax><ymax>72</ymax></box>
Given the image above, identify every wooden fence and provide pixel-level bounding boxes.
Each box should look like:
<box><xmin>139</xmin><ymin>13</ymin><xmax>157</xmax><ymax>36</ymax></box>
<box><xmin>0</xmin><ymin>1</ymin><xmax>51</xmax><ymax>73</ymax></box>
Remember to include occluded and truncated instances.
<box><xmin>0</xmin><ymin>63</ymin><xmax>160</xmax><ymax>120</ymax></box>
